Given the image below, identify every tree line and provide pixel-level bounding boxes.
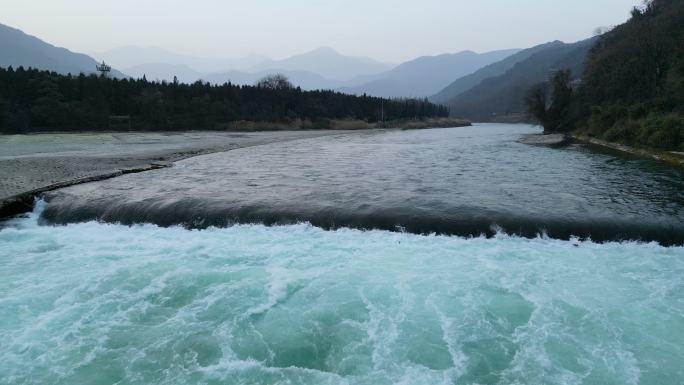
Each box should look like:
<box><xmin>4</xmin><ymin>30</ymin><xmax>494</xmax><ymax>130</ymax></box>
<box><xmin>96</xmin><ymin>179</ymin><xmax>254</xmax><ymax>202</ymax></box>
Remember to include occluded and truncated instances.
<box><xmin>0</xmin><ymin>68</ymin><xmax>448</xmax><ymax>133</ymax></box>
<box><xmin>525</xmin><ymin>0</ymin><xmax>683</xmax><ymax>151</ymax></box>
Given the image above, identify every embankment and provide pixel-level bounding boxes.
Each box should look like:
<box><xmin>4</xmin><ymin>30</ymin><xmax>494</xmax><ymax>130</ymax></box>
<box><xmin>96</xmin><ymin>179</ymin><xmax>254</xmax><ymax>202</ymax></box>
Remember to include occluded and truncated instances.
<box><xmin>574</xmin><ymin>135</ymin><xmax>684</xmax><ymax>168</ymax></box>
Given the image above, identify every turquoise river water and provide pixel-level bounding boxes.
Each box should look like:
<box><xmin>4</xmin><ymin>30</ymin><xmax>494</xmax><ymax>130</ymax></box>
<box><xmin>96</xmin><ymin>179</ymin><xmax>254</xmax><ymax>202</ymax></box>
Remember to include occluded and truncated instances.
<box><xmin>1</xmin><ymin>125</ymin><xmax>684</xmax><ymax>384</ymax></box>
<box><xmin>1</xmin><ymin>202</ymin><xmax>683</xmax><ymax>385</ymax></box>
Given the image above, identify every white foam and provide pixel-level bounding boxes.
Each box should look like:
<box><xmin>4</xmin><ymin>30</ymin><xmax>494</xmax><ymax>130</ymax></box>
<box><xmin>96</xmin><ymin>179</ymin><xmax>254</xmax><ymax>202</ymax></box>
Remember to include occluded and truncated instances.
<box><xmin>1</xmin><ymin>206</ymin><xmax>683</xmax><ymax>384</ymax></box>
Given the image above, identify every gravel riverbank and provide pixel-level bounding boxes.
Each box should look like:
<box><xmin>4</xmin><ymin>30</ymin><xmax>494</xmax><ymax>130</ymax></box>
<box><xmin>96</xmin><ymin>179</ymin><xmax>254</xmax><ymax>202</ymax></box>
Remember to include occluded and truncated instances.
<box><xmin>0</xmin><ymin>130</ymin><xmax>366</xmax><ymax>218</ymax></box>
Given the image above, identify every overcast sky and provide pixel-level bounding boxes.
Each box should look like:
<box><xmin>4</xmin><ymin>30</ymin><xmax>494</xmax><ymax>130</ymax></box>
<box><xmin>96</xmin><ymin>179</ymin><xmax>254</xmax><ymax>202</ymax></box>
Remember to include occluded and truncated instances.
<box><xmin>1</xmin><ymin>0</ymin><xmax>641</xmax><ymax>63</ymax></box>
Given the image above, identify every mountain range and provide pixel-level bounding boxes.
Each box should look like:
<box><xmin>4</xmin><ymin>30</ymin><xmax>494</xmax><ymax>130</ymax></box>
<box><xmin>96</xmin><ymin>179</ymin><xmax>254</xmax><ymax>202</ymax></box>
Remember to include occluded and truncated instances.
<box><xmin>0</xmin><ymin>23</ymin><xmax>126</xmax><ymax>78</ymax></box>
<box><xmin>435</xmin><ymin>39</ymin><xmax>596</xmax><ymax>121</ymax></box>
<box><xmin>120</xmin><ymin>63</ymin><xmax>346</xmax><ymax>91</ymax></box>
<box><xmin>93</xmin><ymin>45</ymin><xmax>525</xmax><ymax>96</ymax></box>
<box><xmin>93</xmin><ymin>45</ymin><xmax>268</xmax><ymax>73</ymax></box>
<box><xmin>341</xmin><ymin>49</ymin><xmax>520</xmax><ymax>98</ymax></box>
<box><xmin>1</xmin><ymin>21</ymin><xmax>600</xmax><ymax>123</ymax></box>
<box><xmin>430</xmin><ymin>42</ymin><xmax>567</xmax><ymax>104</ymax></box>
<box><xmin>247</xmin><ymin>47</ymin><xmax>391</xmax><ymax>81</ymax></box>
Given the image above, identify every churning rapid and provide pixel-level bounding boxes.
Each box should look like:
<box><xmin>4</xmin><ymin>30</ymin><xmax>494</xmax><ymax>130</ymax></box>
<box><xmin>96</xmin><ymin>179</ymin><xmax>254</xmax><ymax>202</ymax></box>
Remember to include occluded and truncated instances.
<box><xmin>40</xmin><ymin>124</ymin><xmax>684</xmax><ymax>244</ymax></box>
<box><xmin>1</xmin><ymin>124</ymin><xmax>684</xmax><ymax>385</ymax></box>
<box><xmin>1</xmin><ymin>203</ymin><xmax>683</xmax><ymax>385</ymax></box>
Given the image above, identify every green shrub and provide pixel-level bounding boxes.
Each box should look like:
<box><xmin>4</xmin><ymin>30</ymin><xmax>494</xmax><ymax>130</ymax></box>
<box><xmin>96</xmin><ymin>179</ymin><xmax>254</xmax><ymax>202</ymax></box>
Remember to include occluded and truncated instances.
<box><xmin>628</xmin><ymin>103</ymin><xmax>648</xmax><ymax>120</ymax></box>
<box><xmin>603</xmin><ymin>119</ymin><xmax>636</xmax><ymax>143</ymax></box>
<box><xmin>639</xmin><ymin>114</ymin><xmax>683</xmax><ymax>149</ymax></box>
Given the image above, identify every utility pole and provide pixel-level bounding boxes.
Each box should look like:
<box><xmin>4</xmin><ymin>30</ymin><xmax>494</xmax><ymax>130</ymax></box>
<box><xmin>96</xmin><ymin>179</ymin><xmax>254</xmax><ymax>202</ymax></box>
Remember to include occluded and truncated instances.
<box><xmin>96</xmin><ymin>61</ymin><xmax>112</xmax><ymax>78</ymax></box>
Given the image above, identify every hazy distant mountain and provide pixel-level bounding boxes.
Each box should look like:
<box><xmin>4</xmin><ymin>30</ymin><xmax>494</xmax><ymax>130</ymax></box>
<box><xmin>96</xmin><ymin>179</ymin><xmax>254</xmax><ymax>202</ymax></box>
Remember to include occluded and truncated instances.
<box><xmin>96</xmin><ymin>46</ymin><xmax>269</xmax><ymax>73</ymax></box>
<box><xmin>444</xmin><ymin>39</ymin><xmax>596</xmax><ymax>122</ymax></box>
<box><xmin>0</xmin><ymin>23</ymin><xmax>125</xmax><ymax>77</ymax></box>
<box><xmin>430</xmin><ymin>42</ymin><xmax>567</xmax><ymax>104</ymax></box>
<box><xmin>249</xmin><ymin>47</ymin><xmax>392</xmax><ymax>81</ymax></box>
<box><xmin>121</xmin><ymin>63</ymin><xmax>343</xmax><ymax>90</ymax></box>
<box><xmin>122</xmin><ymin>63</ymin><xmax>202</xmax><ymax>83</ymax></box>
<box><xmin>104</xmin><ymin>46</ymin><xmax>384</xmax><ymax>89</ymax></box>
<box><xmin>201</xmin><ymin>69</ymin><xmax>344</xmax><ymax>91</ymax></box>
<box><xmin>340</xmin><ymin>49</ymin><xmax>520</xmax><ymax>98</ymax></box>
<box><xmin>115</xmin><ymin>46</ymin><xmax>389</xmax><ymax>89</ymax></box>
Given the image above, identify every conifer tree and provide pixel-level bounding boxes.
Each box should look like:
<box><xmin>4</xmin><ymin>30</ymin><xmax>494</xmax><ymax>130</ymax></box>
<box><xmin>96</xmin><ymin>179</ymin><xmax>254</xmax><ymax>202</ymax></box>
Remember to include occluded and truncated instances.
<box><xmin>0</xmin><ymin>67</ymin><xmax>447</xmax><ymax>133</ymax></box>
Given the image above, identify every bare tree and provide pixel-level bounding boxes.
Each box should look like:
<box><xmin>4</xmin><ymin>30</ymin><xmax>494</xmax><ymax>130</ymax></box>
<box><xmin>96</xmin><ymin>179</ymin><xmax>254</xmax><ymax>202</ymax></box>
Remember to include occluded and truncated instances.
<box><xmin>256</xmin><ymin>74</ymin><xmax>294</xmax><ymax>90</ymax></box>
<box><xmin>593</xmin><ymin>26</ymin><xmax>614</xmax><ymax>36</ymax></box>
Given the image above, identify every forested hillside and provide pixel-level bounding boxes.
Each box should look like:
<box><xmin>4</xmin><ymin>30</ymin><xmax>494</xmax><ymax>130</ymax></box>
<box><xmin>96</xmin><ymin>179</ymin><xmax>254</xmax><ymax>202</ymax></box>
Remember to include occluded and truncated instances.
<box><xmin>430</xmin><ymin>41</ymin><xmax>565</xmax><ymax>104</ymax></box>
<box><xmin>443</xmin><ymin>39</ymin><xmax>595</xmax><ymax>122</ymax></box>
<box><xmin>575</xmin><ymin>0</ymin><xmax>684</xmax><ymax>150</ymax></box>
<box><xmin>0</xmin><ymin>68</ymin><xmax>447</xmax><ymax>133</ymax></box>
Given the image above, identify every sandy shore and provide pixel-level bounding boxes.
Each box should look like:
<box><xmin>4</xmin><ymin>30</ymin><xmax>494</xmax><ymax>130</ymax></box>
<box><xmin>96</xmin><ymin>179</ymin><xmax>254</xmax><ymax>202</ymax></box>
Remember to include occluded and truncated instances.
<box><xmin>0</xmin><ymin>130</ymin><xmax>367</xmax><ymax>217</ymax></box>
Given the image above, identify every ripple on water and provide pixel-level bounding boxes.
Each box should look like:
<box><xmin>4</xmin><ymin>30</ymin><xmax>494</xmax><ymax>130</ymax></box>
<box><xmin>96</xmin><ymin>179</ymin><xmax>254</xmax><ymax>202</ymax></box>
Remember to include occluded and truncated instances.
<box><xmin>40</xmin><ymin>124</ymin><xmax>684</xmax><ymax>245</ymax></box>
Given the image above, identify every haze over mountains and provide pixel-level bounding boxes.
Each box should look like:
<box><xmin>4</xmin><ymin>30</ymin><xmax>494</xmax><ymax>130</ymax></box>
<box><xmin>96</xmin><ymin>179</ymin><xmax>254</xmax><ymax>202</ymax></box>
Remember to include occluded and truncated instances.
<box><xmin>431</xmin><ymin>42</ymin><xmax>570</xmax><ymax>104</ymax></box>
<box><xmin>1</xmin><ymin>20</ymin><xmax>599</xmax><ymax>122</ymax></box>
<box><xmin>99</xmin><ymin>46</ymin><xmax>389</xmax><ymax>91</ymax></box>
<box><xmin>248</xmin><ymin>47</ymin><xmax>391</xmax><ymax>82</ymax></box>
<box><xmin>93</xmin><ymin>45</ymin><xmax>268</xmax><ymax>73</ymax></box>
<box><xmin>341</xmin><ymin>49</ymin><xmax>520</xmax><ymax>98</ymax></box>
<box><xmin>0</xmin><ymin>23</ymin><xmax>126</xmax><ymax>78</ymax></box>
<box><xmin>104</xmin><ymin>45</ymin><xmax>523</xmax><ymax>97</ymax></box>
<box><xmin>116</xmin><ymin>62</ymin><xmax>347</xmax><ymax>90</ymax></box>
<box><xmin>435</xmin><ymin>39</ymin><xmax>597</xmax><ymax>121</ymax></box>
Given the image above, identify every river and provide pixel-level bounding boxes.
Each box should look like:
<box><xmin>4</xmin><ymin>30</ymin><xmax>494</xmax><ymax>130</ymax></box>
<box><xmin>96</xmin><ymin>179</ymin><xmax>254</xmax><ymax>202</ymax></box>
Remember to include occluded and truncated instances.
<box><xmin>1</xmin><ymin>123</ymin><xmax>683</xmax><ymax>384</ymax></box>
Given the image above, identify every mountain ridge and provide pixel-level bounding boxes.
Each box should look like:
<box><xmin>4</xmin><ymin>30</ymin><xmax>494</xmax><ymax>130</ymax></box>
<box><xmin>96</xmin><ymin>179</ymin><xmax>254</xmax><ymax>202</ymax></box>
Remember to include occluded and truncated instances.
<box><xmin>96</xmin><ymin>45</ymin><xmax>269</xmax><ymax>73</ymax></box>
<box><xmin>340</xmin><ymin>49</ymin><xmax>520</xmax><ymax>98</ymax></box>
<box><xmin>430</xmin><ymin>41</ymin><xmax>566</xmax><ymax>103</ymax></box>
<box><xmin>248</xmin><ymin>46</ymin><xmax>392</xmax><ymax>81</ymax></box>
<box><xmin>0</xmin><ymin>22</ymin><xmax>126</xmax><ymax>77</ymax></box>
<box><xmin>442</xmin><ymin>39</ymin><xmax>596</xmax><ymax>122</ymax></box>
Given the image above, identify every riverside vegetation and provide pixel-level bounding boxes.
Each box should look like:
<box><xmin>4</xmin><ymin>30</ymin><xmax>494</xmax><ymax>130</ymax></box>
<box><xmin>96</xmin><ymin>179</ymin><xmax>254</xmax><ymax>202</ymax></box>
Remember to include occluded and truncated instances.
<box><xmin>0</xmin><ymin>71</ymin><xmax>449</xmax><ymax>133</ymax></box>
<box><xmin>525</xmin><ymin>0</ymin><xmax>684</xmax><ymax>151</ymax></box>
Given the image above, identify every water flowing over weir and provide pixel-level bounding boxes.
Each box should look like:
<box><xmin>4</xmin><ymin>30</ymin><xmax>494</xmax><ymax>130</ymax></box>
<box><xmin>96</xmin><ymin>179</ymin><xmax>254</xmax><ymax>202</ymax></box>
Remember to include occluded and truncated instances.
<box><xmin>40</xmin><ymin>124</ymin><xmax>684</xmax><ymax>244</ymax></box>
<box><xmin>1</xmin><ymin>203</ymin><xmax>684</xmax><ymax>385</ymax></box>
<box><xmin>2</xmin><ymin>124</ymin><xmax>684</xmax><ymax>384</ymax></box>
